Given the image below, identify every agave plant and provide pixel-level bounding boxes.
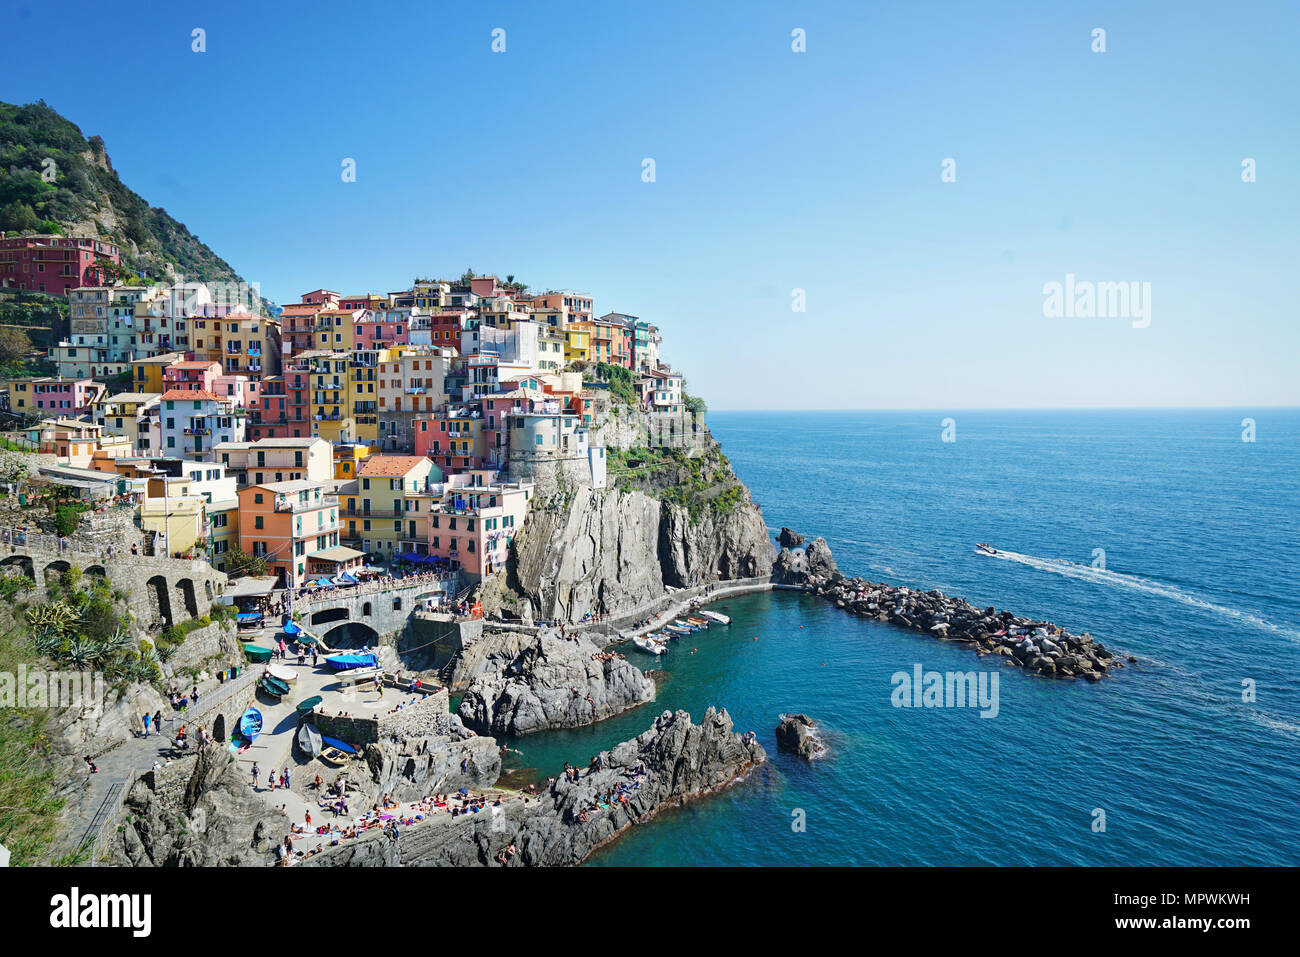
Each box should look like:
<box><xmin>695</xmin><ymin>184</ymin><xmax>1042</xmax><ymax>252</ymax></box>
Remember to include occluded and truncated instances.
<box><xmin>100</xmin><ymin>627</ymin><xmax>134</xmax><ymax>653</ymax></box>
<box><xmin>28</xmin><ymin>627</ymin><xmax>62</xmax><ymax>657</ymax></box>
<box><xmin>65</xmin><ymin>638</ymin><xmax>99</xmax><ymax>669</ymax></box>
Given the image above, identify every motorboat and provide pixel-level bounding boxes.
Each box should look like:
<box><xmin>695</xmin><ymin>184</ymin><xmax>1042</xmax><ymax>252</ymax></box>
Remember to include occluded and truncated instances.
<box><xmin>633</xmin><ymin>635</ymin><xmax>668</xmax><ymax>656</ymax></box>
<box><xmin>975</xmin><ymin>543</ymin><xmax>998</xmax><ymax>556</ymax></box>
<box><xmin>699</xmin><ymin>610</ymin><xmax>731</xmax><ymax>625</ymax></box>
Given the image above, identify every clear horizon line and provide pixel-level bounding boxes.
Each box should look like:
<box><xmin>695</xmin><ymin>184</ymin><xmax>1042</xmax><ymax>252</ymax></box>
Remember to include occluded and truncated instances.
<box><xmin>708</xmin><ymin>404</ymin><xmax>1300</xmax><ymax>413</ymax></box>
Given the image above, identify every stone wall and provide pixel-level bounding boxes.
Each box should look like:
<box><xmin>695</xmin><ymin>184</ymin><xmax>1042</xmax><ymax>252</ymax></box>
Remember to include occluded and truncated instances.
<box><xmin>313</xmin><ymin>686</ymin><xmax>451</xmax><ymax>745</ymax></box>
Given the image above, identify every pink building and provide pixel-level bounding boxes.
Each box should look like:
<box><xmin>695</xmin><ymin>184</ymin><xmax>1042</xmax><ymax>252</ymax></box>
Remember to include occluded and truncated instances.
<box><xmin>427</xmin><ymin>472</ymin><xmax>533</xmax><ymax>580</ymax></box>
<box><xmin>0</xmin><ymin>234</ymin><xmax>122</xmax><ymax>296</ymax></box>
<box><xmin>355</xmin><ymin>310</ymin><xmax>412</xmax><ymax>351</ymax></box>
<box><xmin>162</xmin><ymin>360</ymin><xmax>222</xmax><ymax>392</ymax></box>
<box><xmin>18</xmin><ymin>377</ymin><xmax>105</xmax><ymax>414</ymax></box>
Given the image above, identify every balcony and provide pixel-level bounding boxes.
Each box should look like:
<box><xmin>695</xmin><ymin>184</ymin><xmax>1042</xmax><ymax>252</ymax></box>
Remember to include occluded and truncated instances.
<box><xmin>183</xmin><ymin>427</ymin><xmax>211</xmax><ymax>436</ymax></box>
<box><xmin>274</xmin><ymin>494</ymin><xmax>338</xmax><ymax>512</ymax></box>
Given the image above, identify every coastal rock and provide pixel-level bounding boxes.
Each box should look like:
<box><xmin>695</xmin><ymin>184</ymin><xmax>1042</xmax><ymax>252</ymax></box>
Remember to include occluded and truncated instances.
<box><xmin>304</xmin><ymin>707</ymin><xmax>766</xmax><ymax>867</ymax></box>
<box><xmin>777</xmin><ymin>527</ymin><xmax>805</xmax><ymax>549</ymax></box>
<box><xmin>771</xmin><ymin>546</ymin><xmax>810</xmax><ymax>585</ymax></box>
<box><xmin>775</xmin><ymin>713</ymin><xmax>827</xmax><ymax>760</ymax></box>
<box><xmin>360</xmin><ymin>714</ymin><xmax>501</xmax><ymax>804</ymax></box>
<box><xmin>498</xmin><ymin>483</ymin><xmax>773</xmax><ymax>624</ymax></box>
<box><xmin>805</xmin><ymin>538</ymin><xmax>840</xmax><ymax>581</ymax></box>
<box><xmin>113</xmin><ymin>744</ymin><xmax>288</xmax><ymax>867</ymax></box>
<box><xmin>457</xmin><ymin>630</ymin><xmax>655</xmax><ymax>735</ymax></box>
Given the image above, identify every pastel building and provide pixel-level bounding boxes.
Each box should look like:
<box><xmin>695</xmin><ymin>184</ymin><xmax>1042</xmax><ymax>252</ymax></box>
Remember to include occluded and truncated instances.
<box><xmin>0</xmin><ymin>234</ymin><xmax>121</xmax><ymax>296</ymax></box>
<box><xmin>427</xmin><ymin>474</ymin><xmax>534</xmax><ymax>580</ymax></box>
<box><xmin>339</xmin><ymin>455</ymin><xmax>441</xmax><ymax>558</ymax></box>
<box><xmin>414</xmin><ymin>409</ymin><xmax>486</xmax><ymax>472</ymax></box>
<box><xmin>1</xmin><ymin>376</ymin><xmax>104</xmax><ymax>416</ymax></box>
<box><xmin>93</xmin><ymin>392</ymin><xmax>162</xmax><ymax>454</ymax></box>
<box><xmin>237</xmin><ymin>480</ymin><xmax>348</xmax><ymax>587</ymax></box>
<box><xmin>158</xmin><ymin>389</ymin><xmax>246</xmax><ymax>459</ymax></box>
<box><xmin>215</xmin><ymin>436</ymin><xmax>333</xmax><ymax>488</ymax></box>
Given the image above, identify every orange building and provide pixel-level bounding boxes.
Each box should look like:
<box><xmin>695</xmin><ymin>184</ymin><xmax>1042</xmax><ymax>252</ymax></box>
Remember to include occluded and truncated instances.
<box><xmin>236</xmin><ymin>480</ymin><xmax>358</xmax><ymax>587</ymax></box>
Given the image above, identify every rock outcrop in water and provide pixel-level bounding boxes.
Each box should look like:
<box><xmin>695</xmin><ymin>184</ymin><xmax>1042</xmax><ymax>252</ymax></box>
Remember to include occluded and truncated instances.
<box><xmin>775</xmin><ymin>713</ymin><xmax>827</xmax><ymax>760</ymax></box>
<box><xmin>304</xmin><ymin>707</ymin><xmax>764</xmax><ymax>867</ymax></box>
<box><xmin>456</xmin><ymin>630</ymin><xmax>655</xmax><ymax>735</ymax></box>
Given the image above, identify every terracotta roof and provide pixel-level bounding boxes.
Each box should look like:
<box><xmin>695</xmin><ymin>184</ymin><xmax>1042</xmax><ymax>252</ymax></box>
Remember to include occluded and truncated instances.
<box><xmin>160</xmin><ymin>389</ymin><xmax>222</xmax><ymax>402</ymax></box>
<box><xmin>358</xmin><ymin>455</ymin><xmax>429</xmax><ymax>477</ymax></box>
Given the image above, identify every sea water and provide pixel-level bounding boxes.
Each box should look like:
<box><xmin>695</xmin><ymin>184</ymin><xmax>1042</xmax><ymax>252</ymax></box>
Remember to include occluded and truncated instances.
<box><xmin>502</xmin><ymin>410</ymin><xmax>1300</xmax><ymax>866</ymax></box>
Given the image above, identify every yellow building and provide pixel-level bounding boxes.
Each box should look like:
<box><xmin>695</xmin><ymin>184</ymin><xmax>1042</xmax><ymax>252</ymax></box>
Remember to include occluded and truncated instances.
<box><xmin>333</xmin><ymin>443</ymin><xmax>373</xmax><ymax>480</ymax></box>
<box><xmin>347</xmin><ymin>349</ymin><xmax>387</xmax><ymax>446</ymax></box>
<box><xmin>131</xmin><ymin>353</ymin><xmax>186</xmax><ymax>393</ymax></box>
<box><xmin>315</xmin><ymin>308</ymin><xmax>361</xmax><ymax>352</ymax></box>
<box><xmin>564</xmin><ymin>325</ymin><xmax>592</xmax><ymax>364</ymax></box>
<box><xmin>139</xmin><ymin>475</ymin><xmax>207</xmax><ymax>559</ymax></box>
<box><xmin>339</xmin><ymin>454</ymin><xmax>441</xmax><ymax>559</ymax></box>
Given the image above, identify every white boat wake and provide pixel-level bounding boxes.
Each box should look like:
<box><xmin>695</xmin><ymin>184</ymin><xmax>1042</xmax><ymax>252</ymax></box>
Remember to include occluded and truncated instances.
<box><xmin>983</xmin><ymin>549</ymin><xmax>1300</xmax><ymax>642</ymax></box>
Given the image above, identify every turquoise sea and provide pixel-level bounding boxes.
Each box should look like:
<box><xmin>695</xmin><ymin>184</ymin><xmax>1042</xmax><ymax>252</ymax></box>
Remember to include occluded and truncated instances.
<box><xmin>502</xmin><ymin>410</ymin><xmax>1300</xmax><ymax>866</ymax></box>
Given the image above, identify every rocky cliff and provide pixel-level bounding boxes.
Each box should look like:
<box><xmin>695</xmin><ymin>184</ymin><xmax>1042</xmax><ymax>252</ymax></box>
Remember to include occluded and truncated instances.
<box><xmin>304</xmin><ymin>707</ymin><xmax>765</xmax><ymax>867</ymax></box>
<box><xmin>360</xmin><ymin>714</ymin><xmax>501</xmax><ymax>804</ymax></box>
<box><xmin>491</xmin><ymin>483</ymin><xmax>773</xmax><ymax>624</ymax></box>
<box><xmin>113</xmin><ymin>745</ymin><xmax>288</xmax><ymax>867</ymax></box>
<box><xmin>456</xmin><ymin>630</ymin><xmax>655</xmax><ymax>735</ymax></box>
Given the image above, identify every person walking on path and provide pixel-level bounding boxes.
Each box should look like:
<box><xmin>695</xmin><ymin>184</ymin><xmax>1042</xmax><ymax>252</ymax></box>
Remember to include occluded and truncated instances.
<box><xmin>141</xmin><ymin>713</ymin><xmax>151</xmax><ymax>737</ymax></box>
<box><xmin>153</xmin><ymin>710</ymin><xmax>163</xmax><ymax>737</ymax></box>
<box><xmin>252</xmin><ymin>762</ymin><xmax>261</xmax><ymax>789</ymax></box>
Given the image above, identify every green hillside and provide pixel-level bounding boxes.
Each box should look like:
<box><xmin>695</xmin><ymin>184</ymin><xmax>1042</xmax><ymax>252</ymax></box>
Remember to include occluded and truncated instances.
<box><xmin>0</xmin><ymin>99</ymin><xmax>261</xmax><ymax>296</ymax></box>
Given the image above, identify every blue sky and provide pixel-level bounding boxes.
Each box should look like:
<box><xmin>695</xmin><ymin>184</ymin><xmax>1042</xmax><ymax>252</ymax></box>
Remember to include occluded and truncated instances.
<box><xmin>3</xmin><ymin>0</ymin><xmax>1297</xmax><ymax>409</ymax></box>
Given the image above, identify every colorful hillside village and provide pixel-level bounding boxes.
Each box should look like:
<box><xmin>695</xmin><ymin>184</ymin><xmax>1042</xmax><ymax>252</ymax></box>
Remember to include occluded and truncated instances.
<box><xmin>0</xmin><ymin>272</ymin><xmax>688</xmax><ymax>591</ymax></box>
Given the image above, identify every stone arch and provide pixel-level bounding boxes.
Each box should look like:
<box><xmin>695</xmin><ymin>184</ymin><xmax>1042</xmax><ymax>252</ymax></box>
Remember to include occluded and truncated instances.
<box><xmin>310</xmin><ymin>606</ymin><xmax>349</xmax><ymax>627</ymax></box>
<box><xmin>204</xmin><ymin>580</ymin><xmax>213</xmax><ymax>601</ymax></box>
<box><xmin>323</xmin><ymin>621</ymin><xmax>379</xmax><ymax>647</ymax></box>
<box><xmin>0</xmin><ymin>555</ymin><xmax>35</xmax><ymax>581</ymax></box>
<box><xmin>213</xmin><ymin>713</ymin><xmax>226</xmax><ymax>742</ymax></box>
<box><xmin>146</xmin><ymin>575</ymin><xmax>173</xmax><ymax>626</ymax></box>
<box><xmin>44</xmin><ymin>559</ymin><xmax>71</xmax><ymax>583</ymax></box>
<box><xmin>175</xmin><ymin>578</ymin><xmax>199</xmax><ymax>619</ymax></box>
<box><xmin>83</xmin><ymin>564</ymin><xmax>107</xmax><ymax>580</ymax></box>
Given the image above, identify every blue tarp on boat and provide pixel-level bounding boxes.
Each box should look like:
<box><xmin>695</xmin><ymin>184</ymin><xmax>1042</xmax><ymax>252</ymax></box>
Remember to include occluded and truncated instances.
<box><xmin>325</xmin><ymin>653</ymin><xmax>379</xmax><ymax>671</ymax></box>
<box><xmin>320</xmin><ymin>735</ymin><xmax>358</xmax><ymax>754</ymax></box>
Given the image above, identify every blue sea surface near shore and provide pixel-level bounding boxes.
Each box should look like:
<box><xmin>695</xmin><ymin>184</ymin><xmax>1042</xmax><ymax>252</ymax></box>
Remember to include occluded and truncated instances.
<box><xmin>504</xmin><ymin>409</ymin><xmax>1300</xmax><ymax>866</ymax></box>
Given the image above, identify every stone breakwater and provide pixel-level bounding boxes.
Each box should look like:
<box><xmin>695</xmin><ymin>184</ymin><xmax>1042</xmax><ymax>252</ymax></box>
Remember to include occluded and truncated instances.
<box><xmin>773</xmin><ymin>535</ymin><xmax>1127</xmax><ymax>681</ymax></box>
<box><xmin>304</xmin><ymin>707</ymin><xmax>765</xmax><ymax>867</ymax></box>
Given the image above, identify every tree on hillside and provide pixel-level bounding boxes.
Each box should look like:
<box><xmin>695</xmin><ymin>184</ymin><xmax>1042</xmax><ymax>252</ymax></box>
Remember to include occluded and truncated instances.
<box><xmin>0</xmin><ymin>201</ymin><xmax>40</xmax><ymax>233</ymax></box>
<box><xmin>0</xmin><ymin>327</ymin><xmax>33</xmax><ymax>363</ymax></box>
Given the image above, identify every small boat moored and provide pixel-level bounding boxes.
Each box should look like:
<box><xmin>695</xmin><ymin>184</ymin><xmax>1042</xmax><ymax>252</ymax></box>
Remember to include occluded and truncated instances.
<box><xmin>238</xmin><ymin>708</ymin><xmax>263</xmax><ymax>741</ymax></box>
<box><xmin>700</xmin><ymin>609</ymin><xmax>731</xmax><ymax>625</ymax></box>
<box><xmin>633</xmin><ymin>635</ymin><xmax>668</xmax><ymax>655</ymax></box>
<box><xmin>259</xmin><ymin>675</ymin><xmax>291</xmax><ymax>698</ymax></box>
